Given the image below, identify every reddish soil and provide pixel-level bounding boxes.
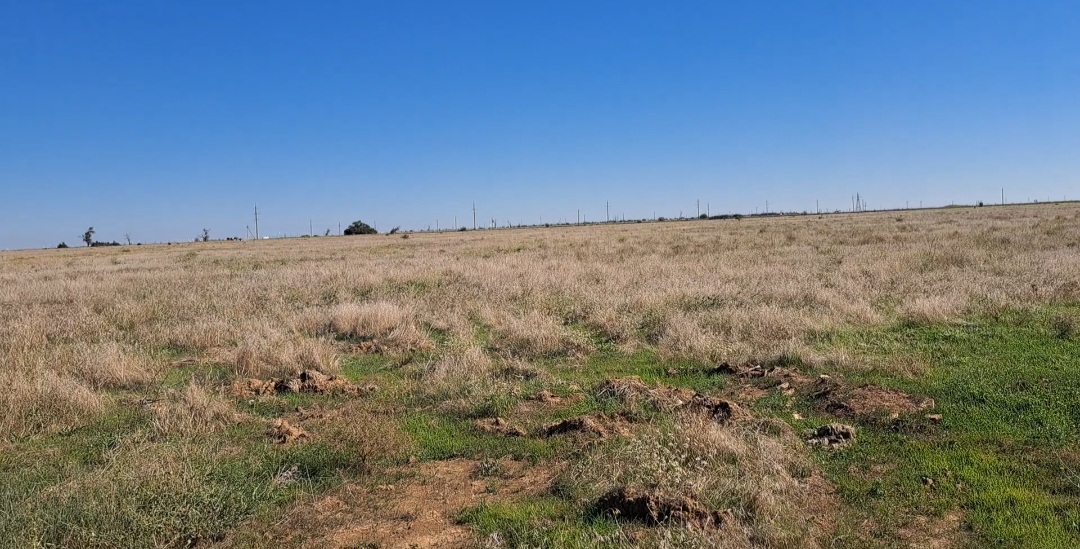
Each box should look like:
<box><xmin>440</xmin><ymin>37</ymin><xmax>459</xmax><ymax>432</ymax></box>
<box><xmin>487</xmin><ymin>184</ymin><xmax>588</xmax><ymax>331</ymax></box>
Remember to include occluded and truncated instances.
<box><xmin>236</xmin><ymin>458</ymin><xmax>554</xmax><ymax>549</ymax></box>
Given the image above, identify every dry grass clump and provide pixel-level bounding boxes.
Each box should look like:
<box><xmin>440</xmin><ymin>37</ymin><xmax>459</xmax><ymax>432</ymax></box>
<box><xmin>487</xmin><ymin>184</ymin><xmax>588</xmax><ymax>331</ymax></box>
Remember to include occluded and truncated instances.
<box><xmin>480</xmin><ymin>307</ymin><xmax>591</xmax><ymax>359</ymax></box>
<box><xmin>232</xmin><ymin>328</ymin><xmax>340</xmax><ymax>378</ymax></box>
<box><xmin>67</xmin><ymin>341</ymin><xmax>158</xmax><ymax>389</ymax></box>
<box><xmin>326</xmin><ymin>301</ymin><xmax>432</xmax><ymax>351</ymax></box>
<box><xmin>559</xmin><ymin>413</ymin><xmax>821</xmax><ymax>548</ymax></box>
<box><xmin>150</xmin><ymin>382</ymin><xmax>241</xmax><ymax>437</ymax></box>
<box><xmin>0</xmin><ymin>370</ymin><xmax>105</xmax><ymax>439</ymax></box>
<box><xmin>2</xmin><ymin>203</ymin><xmax>1079</xmax><ymax>437</ymax></box>
<box><xmin>423</xmin><ymin>344</ymin><xmax>495</xmax><ymax>386</ymax></box>
<box><xmin>14</xmin><ymin>440</ymin><xmax>254</xmax><ymax>548</ymax></box>
<box><xmin>896</xmin><ymin>295</ymin><xmax>966</xmax><ymax>325</ymax></box>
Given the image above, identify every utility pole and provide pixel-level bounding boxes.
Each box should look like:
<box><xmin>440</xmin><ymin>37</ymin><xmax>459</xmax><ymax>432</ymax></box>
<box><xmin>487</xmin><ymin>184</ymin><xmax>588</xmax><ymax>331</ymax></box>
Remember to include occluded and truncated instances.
<box><xmin>697</xmin><ymin>199</ymin><xmax>700</xmax><ymax>217</ymax></box>
<box><xmin>765</xmin><ymin>200</ymin><xmax>769</xmax><ymax>214</ymax></box>
<box><xmin>436</xmin><ymin>219</ymin><xmax>439</xmax><ymax>231</ymax></box>
<box><xmin>577</xmin><ymin>209</ymin><xmax>580</xmax><ymax>224</ymax></box>
<box><xmin>309</xmin><ymin>219</ymin><xmax>312</xmax><ymax>237</ymax></box>
<box><xmin>606</xmin><ymin>201</ymin><xmax>610</xmax><ymax>222</ymax></box>
<box><xmin>472</xmin><ymin>202</ymin><xmax>477</xmax><ymax>230</ymax></box>
<box><xmin>1001</xmin><ymin>188</ymin><xmax>1005</xmax><ymax>205</ymax></box>
<box><xmin>816</xmin><ymin>199</ymin><xmax>820</xmax><ymax>214</ymax></box>
<box><xmin>337</xmin><ymin>222</ymin><xmax>341</xmax><ymax>235</ymax></box>
<box><xmin>254</xmin><ymin>203</ymin><xmax>260</xmax><ymax>240</ymax></box>
<box><xmin>707</xmin><ymin>202</ymin><xmax>710</xmax><ymax>216</ymax></box>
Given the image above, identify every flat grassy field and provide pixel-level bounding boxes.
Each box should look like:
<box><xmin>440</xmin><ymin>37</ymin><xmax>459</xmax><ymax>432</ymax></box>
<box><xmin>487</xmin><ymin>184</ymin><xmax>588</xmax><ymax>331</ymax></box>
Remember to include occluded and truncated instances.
<box><xmin>2</xmin><ymin>204</ymin><xmax>1079</xmax><ymax>548</ymax></box>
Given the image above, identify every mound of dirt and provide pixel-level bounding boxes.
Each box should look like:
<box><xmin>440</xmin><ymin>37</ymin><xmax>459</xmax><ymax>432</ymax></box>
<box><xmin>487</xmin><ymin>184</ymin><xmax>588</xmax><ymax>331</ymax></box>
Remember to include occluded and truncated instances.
<box><xmin>710</xmin><ymin>362</ymin><xmax>774</xmax><ymax>377</ymax></box>
<box><xmin>689</xmin><ymin>395</ymin><xmax>747</xmax><ymax>423</ymax></box>
<box><xmin>542</xmin><ymin>414</ymin><xmax>631</xmax><ymax>438</ymax></box>
<box><xmin>807</xmin><ymin>378</ymin><xmax>934</xmax><ymax>419</ymax></box>
<box><xmin>595</xmin><ymin>376</ymin><xmax>696</xmax><ymax>411</ymax></box>
<box><xmin>844</xmin><ymin>386</ymin><xmax>935</xmax><ymax>417</ymax></box>
<box><xmin>806</xmin><ymin>423</ymin><xmax>856</xmax><ymax>449</ymax></box>
<box><xmin>532</xmin><ymin>390</ymin><xmax>563</xmax><ymax>403</ymax></box>
<box><xmin>595</xmin><ymin>377</ymin><xmax>746</xmax><ymax>425</ymax></box>
<box><xmin>710</xmin><ymin>362</ymin><xmax>812</xmax><ymax>383</ymax></box>
<box><xmin>594</xmin><ymin>487</ymin><xmax>728</xmax><ymax>528</ymax></box>
<box><xmin>268</xmin><ymin>418</ymin><xmax>309</xmax><ymax>444</ymax></box>
<box><xmin>227</xmin><ymin>370</ymin><xmax>377</xmax><ymax>398</ymax></box>
<box><xmin>474</xmin><ymin>417</ymin><xmax>527</xmax><ymax>437</ymax></box>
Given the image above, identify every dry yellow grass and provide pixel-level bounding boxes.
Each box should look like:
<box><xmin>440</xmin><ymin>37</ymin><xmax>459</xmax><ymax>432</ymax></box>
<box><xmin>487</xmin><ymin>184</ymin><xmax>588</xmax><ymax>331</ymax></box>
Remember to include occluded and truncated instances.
<box><xmin>1</xmin><ymin>204</ymin><xmax>1078</xmax><ymax>438</ymax></box>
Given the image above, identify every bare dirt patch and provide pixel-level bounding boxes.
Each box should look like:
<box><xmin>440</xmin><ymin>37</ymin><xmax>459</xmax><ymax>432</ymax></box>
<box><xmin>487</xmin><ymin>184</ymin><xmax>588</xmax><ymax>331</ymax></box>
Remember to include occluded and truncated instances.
<box><xmin>542</xmin><ymin>413</ymin><xmax>632</xmax><ymax>438</ymax></box>
<box><xmin>595</xmin><ymin>377</ymin><xmax>746</xmax><ymax>423</ymax></box>
<box><xmin>807</xmin><ymin>378</ymin><xmax>935</xmax><ymax>420</ymax></box>
<box><xmin>226</xmin><ymin>369</ymin><xmax>377</xmax><ymax>398</ymax></box>
<box><xmin>595</xmin><ymin>376</ymin><xmax>695</xmax><ymax>411</ymax></box>
<box><xmin>593</xmin><ymin>486</ymin><xmax>729</xmax><ymax>528</ymax></box>
<box><xmin>239</xmin><ymin>458</ymin><xmax>554</xmax><ymax>549</ymax></box>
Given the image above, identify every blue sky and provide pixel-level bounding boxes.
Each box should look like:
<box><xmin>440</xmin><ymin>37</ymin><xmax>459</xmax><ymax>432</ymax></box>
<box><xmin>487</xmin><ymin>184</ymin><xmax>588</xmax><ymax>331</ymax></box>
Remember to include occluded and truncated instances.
<box><xmin>2</xmin><ymin>1</ymin><xmax>1078</xmax><ymax>248</ymax></box>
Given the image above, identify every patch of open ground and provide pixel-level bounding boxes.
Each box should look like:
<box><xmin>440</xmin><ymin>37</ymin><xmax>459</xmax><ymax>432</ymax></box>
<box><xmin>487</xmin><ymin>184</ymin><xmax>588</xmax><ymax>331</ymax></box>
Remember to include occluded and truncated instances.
<box><xmin>2</xmin><ymin>204</ymin><xmax>1079</xmax><ymax>548</ymax></box>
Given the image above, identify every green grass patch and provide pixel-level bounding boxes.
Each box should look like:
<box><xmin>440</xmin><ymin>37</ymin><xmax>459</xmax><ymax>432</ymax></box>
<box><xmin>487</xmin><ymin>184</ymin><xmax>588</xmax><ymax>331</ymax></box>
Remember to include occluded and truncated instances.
<box><xmin>0</xmin><ymin>403</ymin><xmax>362</xmax><ymax>548</ymax></box>
<box><xmin>816</xmin><ymin>306</ymin><xmax>1080</xmax><ymax>548</ymax></box>
<box><xmin>403</xmin><ymin>412</ymin><xmax>556</xmax><ymax>462</ymax></box>
<box><xmin>458</xmin><ymin>498</ymin><xmax>629</xmax><ymax>549</ymax></box>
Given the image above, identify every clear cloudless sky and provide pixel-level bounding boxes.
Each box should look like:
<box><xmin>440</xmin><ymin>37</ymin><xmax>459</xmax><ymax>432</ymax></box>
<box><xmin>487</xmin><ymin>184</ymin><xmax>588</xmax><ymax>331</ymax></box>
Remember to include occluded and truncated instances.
<box><xmin>2</xmin><ymin>1</ymin><xmax>1079</xmax><ymax>248</ymax></box>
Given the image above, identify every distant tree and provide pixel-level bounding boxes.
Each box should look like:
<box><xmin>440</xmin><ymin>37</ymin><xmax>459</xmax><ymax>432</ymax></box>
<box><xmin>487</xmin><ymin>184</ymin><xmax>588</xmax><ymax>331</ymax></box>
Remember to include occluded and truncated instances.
<box><xmin>57</xmin><ymin>242</ymin><xmax>69</xmax><ymax>249</ymax></box>
<box><xmin>201</xmin><ymin>228</ymin><xmax>210</xmax><ymax>242</ymax></box>
<box><xmin>82</xmin><ymin>227</ymin><xmax>95</xmax><ymax>247</ymax></box>
<box><xmin>389</xmin><ymin>226</ymin><xmax>400</xmax><ymax>235</ymax></box>
<box><xmin>123</xmin><ymin>233</ymin><xmax>131</xmax><ymax>245</ymax></box>
<box><xmin>324</xmin><ymin>229</ymin><xmax>331</xmax><ymax>237</ymax></box>
<box><xmin>343</xmin><ymin>220</ymin><xmax>378</xmax><ymax>235</ymax></box>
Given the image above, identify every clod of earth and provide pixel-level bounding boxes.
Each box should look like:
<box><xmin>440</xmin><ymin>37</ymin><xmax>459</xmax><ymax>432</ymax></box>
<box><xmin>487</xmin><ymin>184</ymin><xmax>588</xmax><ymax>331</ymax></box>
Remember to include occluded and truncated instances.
<box><xmin>594</xmin><ymin>487</ymin><xmax>729</xmax><ymax>529</ymax></box>
<box><xmin>807</xmin><ymin>423</ymin><xmax>857</xmax><ymax>448</ymax></box>
<box><xmin>474</xmin><ymin>417</ymin><xmax>527</xmax><ymax>437</ymax></box>
<box><xmin>227</xmin><ymin>369</ymin><xmax>377</xmax><ymax>397</ymax></box>
<box><xmin>542</xmin><ymin>414</ymin><xmax>631</xmax><ymax>438</ymax></box>
<box><xmin>268</xmin><ymin>418</ymin><xmax>309</xmax><ymax>444</ymax></box>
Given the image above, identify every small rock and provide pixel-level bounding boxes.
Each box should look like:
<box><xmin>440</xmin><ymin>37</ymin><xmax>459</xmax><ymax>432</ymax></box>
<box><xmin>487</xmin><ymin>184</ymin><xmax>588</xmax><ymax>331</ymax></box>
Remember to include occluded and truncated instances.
<box><xmin>926</xmin><ymin>414</ymin><xmax>943</xmax><ymax>422</ymax></box>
